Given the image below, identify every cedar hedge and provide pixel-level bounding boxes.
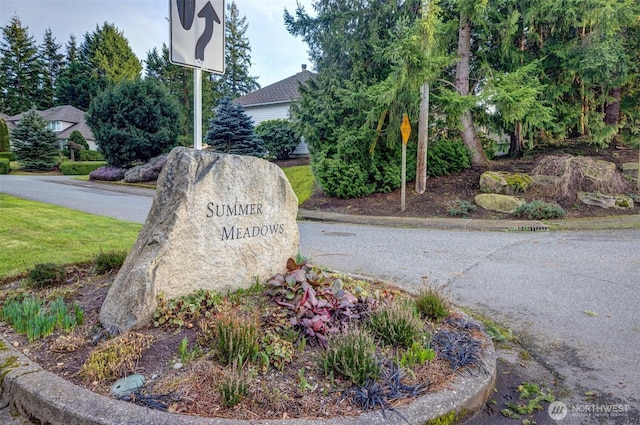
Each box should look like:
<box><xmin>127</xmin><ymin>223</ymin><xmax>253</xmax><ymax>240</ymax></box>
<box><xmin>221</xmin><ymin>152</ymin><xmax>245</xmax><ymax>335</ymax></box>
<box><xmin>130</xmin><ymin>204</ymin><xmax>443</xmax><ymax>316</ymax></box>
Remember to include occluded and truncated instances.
<box><xmin>0</xmin><ymin>158</ymin><xmax>9</xmax><ymax>174</ymax></box>
<box><xmin>60</xmin><ymin>161</ymin><xmax>108</xmax><ymax>175</ymax></box>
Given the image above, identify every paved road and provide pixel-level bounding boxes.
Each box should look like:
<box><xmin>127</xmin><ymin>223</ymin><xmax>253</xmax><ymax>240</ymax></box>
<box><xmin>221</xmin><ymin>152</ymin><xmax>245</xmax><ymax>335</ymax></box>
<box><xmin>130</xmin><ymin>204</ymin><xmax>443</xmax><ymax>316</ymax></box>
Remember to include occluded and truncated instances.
<box><xmin>1</xmin><ymin>175</ymin><xmax>639</xmax><ymax>424</ymax></box>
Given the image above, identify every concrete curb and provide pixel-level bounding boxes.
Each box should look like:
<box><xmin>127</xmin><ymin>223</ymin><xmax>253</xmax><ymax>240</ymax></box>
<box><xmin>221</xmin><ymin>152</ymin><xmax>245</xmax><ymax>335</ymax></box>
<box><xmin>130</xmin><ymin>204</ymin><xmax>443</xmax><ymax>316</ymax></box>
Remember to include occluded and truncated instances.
<box><xmin>1</xmin><ymin>321</ymin><xmax>496</xmax><ymax>425</ymax></box>
<box><xmin>298</xmin><ymin>209</ymin><xmax>640</xmax><ymax>232</ymax></box>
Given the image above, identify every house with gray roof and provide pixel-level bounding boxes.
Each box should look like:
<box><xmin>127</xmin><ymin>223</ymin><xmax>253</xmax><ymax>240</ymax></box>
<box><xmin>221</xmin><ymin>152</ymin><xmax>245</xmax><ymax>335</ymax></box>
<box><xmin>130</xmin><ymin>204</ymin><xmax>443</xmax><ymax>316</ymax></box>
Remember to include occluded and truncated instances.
<box><xmin>5</xmin><ymin>105</ymin><xmax>96</xmax><ymax>150</ymax></box>
<box><xmin>234</xmin><ymin>65</ymin><xmax>315</xmax><ymax>156</ymax></box>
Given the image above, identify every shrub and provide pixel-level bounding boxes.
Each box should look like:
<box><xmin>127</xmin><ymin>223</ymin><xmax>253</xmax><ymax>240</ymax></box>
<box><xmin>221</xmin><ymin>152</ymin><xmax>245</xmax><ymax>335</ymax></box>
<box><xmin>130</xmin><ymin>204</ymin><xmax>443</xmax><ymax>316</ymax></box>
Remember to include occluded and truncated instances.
<box><xmin>0</xmin><ymin>151</ymin><xmax>15</xmax><ymax>160</ymax></box>
<box><xmin>60</xmin><ymin>161</ymin><xmax>108</xmax><ymax>175</ymax></box>
<box><xmin>415</xmin><ymin>286</ymin><xmax>450</xmax><ymax>322</ymax></box>
<box><xmin>427</xmin><ymin>138</ymin><xmax>472</xmax><ymax>177</ymax></box>
<box><xmin>367</xmin><ymin>300</ymin><xmax>425</xmax><ymax>347</ymax></box>
<box><xmin>28</xmin><ymin>263</ymin><xmax>67</xmax><ymax>288</ymax></box>
<box><xmin>254</xmin><ymin>119</ymin><xmax>301</xmax><ymax>160</ymax></box>
<box><xmin>86</xmin><ymin>79</ymin><xmax>181</xmax><ymax>167</ymax></box>
<box><xmin>89</xmin><ymin>166</ymin><xmax>126</xmax><ymax>181</ymax></box>
<box><xmin>95</xmin><ymin>250</ymin><xmax>127</xmax><ymax>274</ymax></box>
<box><xmin>0</xmin><ymin>158</ymin><xmax>9</xmax><ymax>174</ymax></box>
<box><xmin>322</xmin><ymin>329</ymin><xmax>380</xmax><ymax>386</ymax></box>
<box><xmin>513</xmin><ymin>200</ymin><xmax>565</xmax><ymax>220</ymax></box>
<box><xmin>80</xmin><ymin>333</ymin><xmax>154</xmax><ymax>381</ymax></box>
<box><xmin>78</xmin><ymin>149</ymin><xmax>104</xmax><ymax>161</ymax></box>
<box><xmin>0</xmin><ymin>119</ymin><xmax>9</xmax><ymax>152</ymax></box>
<box><xmin>446</xmin><ymin>199</ymin><xmax>478</xmax><ymax>218</ymax></box>
<box><xmin>213</xmin><ymin>312</ymin><xmax>259</xmax><ymax>366</ymax></box>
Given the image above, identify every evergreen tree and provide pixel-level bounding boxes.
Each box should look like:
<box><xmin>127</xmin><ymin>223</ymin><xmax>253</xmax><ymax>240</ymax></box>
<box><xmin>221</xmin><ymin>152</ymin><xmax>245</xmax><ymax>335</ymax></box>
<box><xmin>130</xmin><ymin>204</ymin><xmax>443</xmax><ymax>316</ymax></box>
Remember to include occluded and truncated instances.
<box><xmin>10</xmin><ymin>109</ymin><xmax>60</xmax><ymax>170</ymax></box>
<box><xmin>39</xmin><ymin>28</ymin><xmax>64</xmax><ymax>108</ymax></box>
<box><xmin>0</xmin><ymin>119</ymin><xmax>10</xmax><ymax>152</ymax></box>
<box><xmin>215</xmin><ymin>1</ymin><xmax>259</xmax><ymax>98</ymax></box>
<box><xmin>57</xmin><ymin>23</ymin><xmax>141</xmax><ymax>110</ymax></box>
<box><xmin>205</xmin><ymin>97</ymin><xmax>264</xmax><ymax>157</ymax></box>
<box><xmin>65</xmin><ymin>34</ymin><xmax>78</xmax><ymax>62</ymax></box>
<box><xmin>86</xmin><ymin>79</ymin><xmax>181</xmax><ymax>167</ymax></box>
<box><xmin>145</xmin><ymin>44</ymin><xmax>219</xmax><ymax>145</ymax></box>
<box><xmin>0</xmin><ymin>16</ymin><xmax>41</xmax><ymax>115</ymax></box>
<box><xmin>66</xmin><ymin>129</ymin><xmax>88</xmax><ymax>161</ymax></box>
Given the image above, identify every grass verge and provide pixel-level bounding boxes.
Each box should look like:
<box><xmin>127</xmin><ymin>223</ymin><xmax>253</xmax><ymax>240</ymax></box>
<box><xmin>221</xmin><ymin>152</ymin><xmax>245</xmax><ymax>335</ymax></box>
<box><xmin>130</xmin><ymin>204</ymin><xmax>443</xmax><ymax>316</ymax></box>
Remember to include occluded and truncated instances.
<box><xmin>0</xmin><ymin>194</ymin><xmax>140</xmax><ymax>277</ymax></box>
<box><xmin>282</xmin><ymin>165</ymin><xmax>315</xmax><ymax>206</ymax></box>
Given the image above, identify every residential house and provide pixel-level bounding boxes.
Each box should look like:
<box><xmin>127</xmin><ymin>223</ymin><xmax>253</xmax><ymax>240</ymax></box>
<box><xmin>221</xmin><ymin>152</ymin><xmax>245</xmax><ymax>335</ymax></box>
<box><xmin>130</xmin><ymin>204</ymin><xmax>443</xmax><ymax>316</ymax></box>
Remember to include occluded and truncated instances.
<box><xmin>5</xmin><ymin>105</ymin><xmax>96</xmax><ymax>150</ymax></box>
<box><xmin>233</xmin><ymin>65</ymin><xmax>315</xmax><ymax>156</ymax></box>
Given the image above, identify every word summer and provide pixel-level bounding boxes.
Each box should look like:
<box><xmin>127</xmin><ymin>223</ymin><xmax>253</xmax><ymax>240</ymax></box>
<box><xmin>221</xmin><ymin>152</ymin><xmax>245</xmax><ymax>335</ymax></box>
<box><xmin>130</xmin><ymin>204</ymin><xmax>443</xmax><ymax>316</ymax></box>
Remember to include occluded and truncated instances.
<box><xmin>206</xmin><ymin>202</ymin><xmax>263</xmax><ymax>218</ymax></box>
<box><xmin>221</xmin><ymin>224</ymin><xmax>285</xmax><ymax>241</ymax></box>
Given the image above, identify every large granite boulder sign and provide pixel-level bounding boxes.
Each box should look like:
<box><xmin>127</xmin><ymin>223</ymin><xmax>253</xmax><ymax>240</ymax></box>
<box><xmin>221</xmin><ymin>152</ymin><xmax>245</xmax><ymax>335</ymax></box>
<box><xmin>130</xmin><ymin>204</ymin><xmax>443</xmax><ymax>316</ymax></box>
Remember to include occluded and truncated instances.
<box><xmin>100</xmin><ymin>147</ymin><xmax>300</xmax><ymax>333</ymax></box>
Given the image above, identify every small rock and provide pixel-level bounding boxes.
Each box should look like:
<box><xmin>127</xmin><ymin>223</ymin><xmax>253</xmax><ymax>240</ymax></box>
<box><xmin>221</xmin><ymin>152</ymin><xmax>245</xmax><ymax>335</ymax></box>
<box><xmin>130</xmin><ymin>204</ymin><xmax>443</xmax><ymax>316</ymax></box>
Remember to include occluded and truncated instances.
<box><xmin>12</xmin><ymin>341</ymin><xmax>19</xmax><ymax>347</ymax></box>
<box><xmin>111</xmin><ymin>374</ymin><xmax>145</xmax><ymax>397</ymax></box>
<box><xmin>173</xmin><ymin>362</ymin><xmax>183</xmax><ymax>370</ymax></box>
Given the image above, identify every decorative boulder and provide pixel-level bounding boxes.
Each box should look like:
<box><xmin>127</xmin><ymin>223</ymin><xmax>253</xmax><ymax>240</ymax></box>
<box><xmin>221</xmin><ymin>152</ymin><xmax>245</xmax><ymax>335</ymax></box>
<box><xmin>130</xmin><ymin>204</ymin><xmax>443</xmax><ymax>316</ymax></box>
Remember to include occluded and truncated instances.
<box><xmin>124</xmin><ymin>154</ymin><xmax>168</xmax><ymax>183</ymax></box>
<box><xmin>578</xmin><ymin>192</ymin><xmax>634</xmax><ymax>210</ymax></box>
<box><xmin>475</xmin><ymin>193</ymin><xmax>526</xmax><ymax>214</ymax></box>
<box><xmin>100</xmin><ymin>147</ymin><xmax>300</xmax><ymax>333</ymax></box>
<box><xmin>479</xmin><ymin>171</ymin><xmax>533</xmax><ymax>195</ymax></box>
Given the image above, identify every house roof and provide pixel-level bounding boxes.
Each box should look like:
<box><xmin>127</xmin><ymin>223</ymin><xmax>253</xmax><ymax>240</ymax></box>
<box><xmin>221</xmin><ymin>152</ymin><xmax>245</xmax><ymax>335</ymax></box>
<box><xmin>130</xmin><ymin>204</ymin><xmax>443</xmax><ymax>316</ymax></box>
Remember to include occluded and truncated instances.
<box><xmin>233</xmin><ymin>66</ymin><xmax>316</xmax><ymax>107</ymax></box>
<box><xmin>4</xmin><ymin>105</ymin><xmax>94</xmax><ymax>141</ymax></box>
<box><xmin>8</xmin><ymin>105</ymin><xmax>86</xmax><ymax>124</ymax></box>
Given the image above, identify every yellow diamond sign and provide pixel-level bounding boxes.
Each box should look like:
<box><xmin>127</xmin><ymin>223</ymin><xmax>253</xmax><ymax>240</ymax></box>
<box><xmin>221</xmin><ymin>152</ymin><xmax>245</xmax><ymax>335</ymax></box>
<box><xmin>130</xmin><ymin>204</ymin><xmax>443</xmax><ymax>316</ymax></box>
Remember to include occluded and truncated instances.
<box><xmin>400</xmin><ymin>113</ymin><xmax>411</xmax><ymax>145</ymax></box>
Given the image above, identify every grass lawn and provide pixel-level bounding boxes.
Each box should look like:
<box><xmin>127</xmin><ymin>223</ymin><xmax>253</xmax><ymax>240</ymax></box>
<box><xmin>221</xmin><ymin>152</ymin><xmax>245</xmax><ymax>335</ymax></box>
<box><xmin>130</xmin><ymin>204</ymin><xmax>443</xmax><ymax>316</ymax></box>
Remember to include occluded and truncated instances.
<box><xmin>282</xmin><ymin>165</ymin><xmax>315</xmax><ymax>205</ymax></box>
<box><xmin>0</xmin><ymin>194</ymin><xmax>141</xmax><ymax>278</ymax></box>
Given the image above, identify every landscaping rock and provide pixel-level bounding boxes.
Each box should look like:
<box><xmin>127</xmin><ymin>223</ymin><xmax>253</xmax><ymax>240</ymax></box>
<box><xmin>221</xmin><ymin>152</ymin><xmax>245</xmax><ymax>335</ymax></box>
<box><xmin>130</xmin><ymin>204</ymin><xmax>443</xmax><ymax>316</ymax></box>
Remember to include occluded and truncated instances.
<box><xmin>577</xmin><ymin>192</ymin><xmax>634</xmax><ymax>210</ymax></box>
<box><xmin>479</xmin><ymin>171</ymin><xmax>533</xmax><ymax>195</ymax></box>
<box><xmin>110</xmin><ymin>374</ymin><xmax>145</xmax><ymax>397</ymax></box>
<box><xmin>99</xmin><ymin>147</ymin><xmax>300</xmax><ymax>333</ymax></box>
<box><xmin>474</xmin><ymin>193</ymin><xmax>525</xmax><ymax>214</ymax></box>
<box><xmin>123</xmin><ymin>154</ymin><xmax>168</xmax><ymax>183</ymax></box>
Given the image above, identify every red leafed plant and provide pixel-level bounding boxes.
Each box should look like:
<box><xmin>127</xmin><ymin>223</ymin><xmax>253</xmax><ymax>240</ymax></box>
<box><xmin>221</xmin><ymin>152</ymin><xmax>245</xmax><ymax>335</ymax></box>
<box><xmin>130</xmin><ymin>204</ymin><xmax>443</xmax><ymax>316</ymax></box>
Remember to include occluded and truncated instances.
<box><xmin>266</xmin><ymin>258</ymin><xmax>374</xmax><ymax>347</ymax></box>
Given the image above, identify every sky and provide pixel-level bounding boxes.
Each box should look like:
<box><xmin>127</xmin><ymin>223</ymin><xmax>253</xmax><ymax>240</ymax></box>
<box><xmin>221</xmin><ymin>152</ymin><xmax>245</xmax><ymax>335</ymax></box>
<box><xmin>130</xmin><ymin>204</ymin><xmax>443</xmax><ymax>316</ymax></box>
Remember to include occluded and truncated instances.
<box><xmin>0</xmin><ymin>0</ymin><xmax>315</xmax><ymax>87</ymax></box>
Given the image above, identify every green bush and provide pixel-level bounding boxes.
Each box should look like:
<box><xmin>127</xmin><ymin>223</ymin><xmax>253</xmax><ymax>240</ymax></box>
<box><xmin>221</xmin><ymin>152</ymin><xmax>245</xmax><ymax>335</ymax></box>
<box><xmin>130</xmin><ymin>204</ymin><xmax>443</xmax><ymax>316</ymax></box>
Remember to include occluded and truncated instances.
<box><xmin>427</xmin><ymin>138</ymin><xmax>472</xmax><ymax>177</ymax></box>
<box><xmin>513</xmin><ymin>200</ymin><xmax>565</xmax><ymax>220</ymax></box>
<box><xmin>95</xmin><ymin>250</ymin><xmax>127</xmax><ymax>274</ymax></box>
<box><xmin>87</xmin><ymin>79</ymin><xmax>181</xmax><ymax>167</ymax></box>
<box><xmin>60</xmin><ymin>161</ymin><xmax>108</xmax><ymax>175</ymax></box>
<box><xmin>0</xmin><ymin>158</ymin><xmax>9</xmax><ymax>174</ymax></box>
<box><xmin>27</xmin><ymin>263</ymin><xmax>67</xmax><ymax>288</ymax></box>
<box><xmin>254</xmin><ymin>119</ymin><xmax>301</xmax><ymax>160</ymax></box>
<box><xmin>322</xmin><ymin>329</ymin><xmax>380</xmax><ymax>386</ymax></box>
<box><xmin>0</xmin><ymin>151</ymin><xmax>15</xmax><ymax>160</ymax></box>
<box><xmin>78</xmin><ymin>149</ymin><xmax>104</xmax><ymax>161</ymax></box>
<box><xmin>446</xmin><ymin>199</ymin><xmax>478</xmax><ymax>218</ymax></box>
<box><xmin>367</xmin><ymin>300</ymin><xmax>425</xmax><ymax>347</ymax></box>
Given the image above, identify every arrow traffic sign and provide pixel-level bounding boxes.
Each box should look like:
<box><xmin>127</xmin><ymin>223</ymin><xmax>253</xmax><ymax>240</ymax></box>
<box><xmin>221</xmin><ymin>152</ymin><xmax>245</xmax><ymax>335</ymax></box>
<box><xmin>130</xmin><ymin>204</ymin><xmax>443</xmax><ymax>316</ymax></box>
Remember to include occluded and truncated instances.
<box><xmin>170</xmin><ymin>0</ymin><xmax>225</xmax><ymax>74</ymax></box>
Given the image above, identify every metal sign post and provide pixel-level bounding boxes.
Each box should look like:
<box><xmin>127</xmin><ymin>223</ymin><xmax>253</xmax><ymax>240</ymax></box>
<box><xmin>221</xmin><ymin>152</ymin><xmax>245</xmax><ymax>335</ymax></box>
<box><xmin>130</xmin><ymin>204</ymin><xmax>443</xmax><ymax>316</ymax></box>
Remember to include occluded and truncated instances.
<box><xmin>169</xmin><ymin>0</ymin><xmax>225</xmax><ymax>149</ymax></box>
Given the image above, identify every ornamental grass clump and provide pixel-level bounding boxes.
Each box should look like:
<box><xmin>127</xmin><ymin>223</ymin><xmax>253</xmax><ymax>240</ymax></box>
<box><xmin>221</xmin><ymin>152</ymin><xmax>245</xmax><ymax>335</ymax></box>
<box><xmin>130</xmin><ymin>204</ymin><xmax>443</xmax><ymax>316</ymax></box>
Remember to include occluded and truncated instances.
<box><xmin>213</xmin><ymin>313</ymin><xmax>259</xmax><ymax>366</ymax></box>
<box><xmin>322</xmin><ymin>328</ymin><xmax>380</xmax><ymax>386</ymax></box>
<box><xmin>367</xmin><ymin>300</ymin><xmax>425</xmax><ymax>347</ymax></box>
<box><xmin>94</xmin><ymin>249</ymin><xmax>127</xmax><ymax>274</ymax></box>
<box><xmin>415</xmin><ymin>286</ymin><xmax>450</xmax><ymax>322</ymax></box>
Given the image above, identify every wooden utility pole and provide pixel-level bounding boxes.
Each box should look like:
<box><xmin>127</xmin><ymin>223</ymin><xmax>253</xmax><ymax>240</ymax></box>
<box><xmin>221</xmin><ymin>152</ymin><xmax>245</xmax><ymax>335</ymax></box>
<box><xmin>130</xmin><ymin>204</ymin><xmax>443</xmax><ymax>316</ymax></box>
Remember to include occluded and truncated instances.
<box><xmin>415</xmin><ymin>83</ymin><xmax>429</xmax><ymax>194</ymax></box>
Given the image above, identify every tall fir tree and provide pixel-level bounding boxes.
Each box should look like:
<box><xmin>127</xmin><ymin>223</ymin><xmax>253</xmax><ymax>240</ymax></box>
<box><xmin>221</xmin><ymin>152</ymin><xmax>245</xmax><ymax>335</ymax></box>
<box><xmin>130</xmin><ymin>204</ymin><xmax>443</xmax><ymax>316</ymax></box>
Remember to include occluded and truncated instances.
<box><xmin>205</xmin><ymin>97</ymin><xmax>264</xmax><ymax>156</ymax></box>
<box><xmin>0</xmin><ymin>16</ymin><xmax>41</xmax><ymax>115</ymax></box>
<box><xmin>0</xmin><ymin>118</ymin><xmax>10</xmax><ymax>152</ymax></box>
<box><xmin>39</xmin><ymin>28</ymin><xmax>64</xmax><ymax>109</ymax></box>
<box><xmin>56</xmin><ymin>23</ymin><xmax>141</xmax><ymax>110</ymax></box>
<box><xmin>214</xmin><ymin>1</ymin><xmax>259</xmax><ymax>98</ymax></box>
<box><xmin>145</xmin><ymin>44</ymin><xmax>219</xmax><ymax>145</ymax></box>
<box><xmin>10</xmin><ymin>109</ymin><xmax>60</xmax><ymax>170</ymax></box>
